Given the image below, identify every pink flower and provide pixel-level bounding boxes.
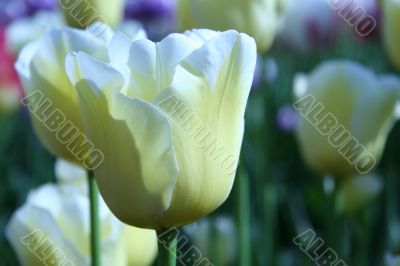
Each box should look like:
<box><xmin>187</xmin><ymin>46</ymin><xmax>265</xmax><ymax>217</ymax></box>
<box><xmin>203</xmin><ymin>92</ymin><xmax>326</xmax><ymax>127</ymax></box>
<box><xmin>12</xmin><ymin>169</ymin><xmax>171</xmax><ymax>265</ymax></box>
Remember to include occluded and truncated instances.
<box><xmin>0</xmin><ymin>26</ymin><xmax>23</xmax><ymax>113</ymax></box>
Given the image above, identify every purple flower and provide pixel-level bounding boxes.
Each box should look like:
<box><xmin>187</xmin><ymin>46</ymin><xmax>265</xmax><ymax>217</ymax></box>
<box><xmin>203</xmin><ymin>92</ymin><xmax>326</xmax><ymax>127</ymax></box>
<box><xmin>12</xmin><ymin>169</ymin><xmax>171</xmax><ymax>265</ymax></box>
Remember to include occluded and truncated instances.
<box><xmin>125</xmin><ymin>0</ymin><xmax>175</xmax><ymax>22</ymax></box>
<box><xmin>124</xmin><ymin>0</ymin><xmax>177</xmax><ymax>40</ymax></box>
<box><xmin>0</xmin><ymin>0</ymin><xmax>29</xmax><ymax>25</ymax></box>
<box><xmin>277</xmin><ymin>0</ymin><xmax>339</xmax><ymax>53</ymax></box>
<box><xmin>276</xmin><ymin>105</ymin><xmax>299</xmax><ymax>132</ymax></box>
<box><xmin>0</xmin><ymin>0</ymin><xmax>56</xmax><ymax>26</ymax></box>
<box><xmin>25</xmin><ymin>0</ymin><xmax>57</xmax><ymax>11</ymax></box>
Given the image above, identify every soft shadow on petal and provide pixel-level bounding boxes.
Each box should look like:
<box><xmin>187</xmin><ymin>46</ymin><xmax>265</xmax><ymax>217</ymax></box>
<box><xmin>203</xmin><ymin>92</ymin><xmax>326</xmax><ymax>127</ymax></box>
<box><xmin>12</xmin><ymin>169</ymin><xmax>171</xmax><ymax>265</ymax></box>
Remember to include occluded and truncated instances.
<box><xmin>153</xmin><ymin>30</ymin><xmax>256</xmax><ymax>227</ymax></box>
<box><xmin>66</xmin><ymin>52</ymin><xmax>178</xmax><ymax>229</ymax></box>
<box><xmin>125</xmin><ymin>33</ymin><xmax>198</xmax><ymax>100</ymax></box>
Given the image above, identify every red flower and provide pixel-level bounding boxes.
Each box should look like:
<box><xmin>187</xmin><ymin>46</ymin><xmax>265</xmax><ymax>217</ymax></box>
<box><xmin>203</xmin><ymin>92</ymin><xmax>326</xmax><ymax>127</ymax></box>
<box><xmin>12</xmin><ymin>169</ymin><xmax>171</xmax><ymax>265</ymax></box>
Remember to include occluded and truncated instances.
<box><xmin>0</xmin><ymin>26</ymin><xmax>23</xmax><ymax>113</ymax></box>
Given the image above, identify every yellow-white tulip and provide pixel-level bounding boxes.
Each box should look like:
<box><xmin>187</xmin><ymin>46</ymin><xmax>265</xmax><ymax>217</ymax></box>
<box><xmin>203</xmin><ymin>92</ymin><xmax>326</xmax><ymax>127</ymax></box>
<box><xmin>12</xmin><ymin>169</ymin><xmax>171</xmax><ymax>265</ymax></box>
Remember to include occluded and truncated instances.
<box><xmin>7</xmin><ymin>159</ymin><xmax>158</xmax><ymax>266</ymax></box>
<box><xmin>294</xmin><ymin>60</ymin><xmax>400</xmax><ymax>178</ymax></box>
<box><xmin>383</xmin><ymin>0</ymin><xmax>400</xmax><ymax>71</ymax></box>
<box><xmin>61</xmin><ymin>0</ymin><xmax>125</xmax><ymax>29</ymax></box>
<box><xmin>178</xmin><ymin>0</ymin><xmax>279</xmax><ymax>52</ymax></box>
<box><xmin>122</xmin><ymin>226</ymin><xmax>158</xmax><ymax>266</ymax></box>
<box><xmin>16</xmin><ymin>26</ymin><xmax>145</xmax><ymax>167</ymax></box>
<box><xmin>335</xmin><ymin>174</ymin><xmax>383</xmax><ymax>215</ymax></box>
<box><xmin>54</xmin><ymin>158</ymin><xmax>158</xmax><ymax>265</ymax></box>
<box><xmin>66</xmin><ymin>29</ymin><xmax>256</xmax><ymax>229</ymax></box>
<box><xmin>5</xmin><ymin>184</ymin><xmax>126</xmax><ymax>266</ymax></box>
<box><xmin>16</xmin><ymin>28</ymin><xmax>107</xmax><ymax>165</ymax></box>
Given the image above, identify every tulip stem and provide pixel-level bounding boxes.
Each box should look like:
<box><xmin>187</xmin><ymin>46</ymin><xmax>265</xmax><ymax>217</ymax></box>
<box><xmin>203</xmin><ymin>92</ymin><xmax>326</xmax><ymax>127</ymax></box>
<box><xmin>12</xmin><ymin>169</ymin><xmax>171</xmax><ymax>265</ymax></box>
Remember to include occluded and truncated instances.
<box><xmin>88</xmin><ymin>170</ymin><xmax>100</xmax><ymax>266</ymax></box>
<box><xmin>157</xmin><ymin>229</ymin><xmax>177</xmax><ymax>266</ymax></box>
<box><xmin>237</xmin><ymin>168</ymin><xmax>252</xmax><ymax>266</ymax></box>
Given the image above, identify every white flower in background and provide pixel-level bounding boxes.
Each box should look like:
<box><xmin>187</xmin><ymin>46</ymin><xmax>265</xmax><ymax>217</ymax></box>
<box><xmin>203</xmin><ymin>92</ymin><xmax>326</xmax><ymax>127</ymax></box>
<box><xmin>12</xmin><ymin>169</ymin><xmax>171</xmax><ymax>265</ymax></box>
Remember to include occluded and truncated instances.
<box><xmin>55</xmin><ymin>159</ymin><xmax>87</xmax><ymax>193</ymax></box>
<box><xmin>5</xmin><ymin>11</ymin><xmax>63</xmax><ymax>54</ymax></box>
<box><xmin>6</xmin><ymin>10</ymin><xmax>147</xmax><ymax>56</ymax></box>
<box><xmin>294</xmin><ymin>60</ymin><xmax>400</xmax><ymax>178</ymax></box>
<box><xmin>6</xmin><ymin>184</ymin><xmax>126</xmax><ymax>266</ymax></box>
<box><xmin>6</xmin><ymin>159</ymin><xmax>158</xmax><ymax>266</ymax></box>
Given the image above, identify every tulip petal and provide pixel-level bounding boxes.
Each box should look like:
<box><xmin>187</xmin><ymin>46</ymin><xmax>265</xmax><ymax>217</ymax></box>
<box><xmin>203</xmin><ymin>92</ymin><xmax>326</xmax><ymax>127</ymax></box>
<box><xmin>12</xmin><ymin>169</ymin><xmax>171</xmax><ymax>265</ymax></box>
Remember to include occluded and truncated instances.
<box><xmin>125</xmin><ymin>34</ymin><xmax>197</xmax><ymax>100</ymax></box>
<box><xmin>15</xmin><ymin>28</ymin><xmax>108</xmax><ymax>164</ymax></box>
<box><xmin>153</xmin><ymin>30</ymin><xmax>256</xmax><ymax>227</ymax></box>
<box><xmin>66</xmin><ymin>52</ymin><xmax>178</xmax><ymax>229</ymax></box>
<box><xmin>351</xmin><ymin>75</ymin><xmax>400</xmax><ymax>150</ymax></box>
<box><xmin>184</xmin><ymin>29</ymin><xmax>219</xmax><ymax>47</ymax></box>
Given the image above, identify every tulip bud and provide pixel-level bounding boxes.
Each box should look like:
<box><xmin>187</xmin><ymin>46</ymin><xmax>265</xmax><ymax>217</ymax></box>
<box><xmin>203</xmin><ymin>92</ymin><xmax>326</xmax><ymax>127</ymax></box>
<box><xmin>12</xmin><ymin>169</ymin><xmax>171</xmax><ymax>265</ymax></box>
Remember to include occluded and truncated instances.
<box><xmin>178</xmin><ymin>0</ymin><xmax>279</xmax><ymax>52</ymax></box>
<box><xmin>294</xmin><ymin>60</ymin><xmax>400</xmax><ymax>178</ymax></box>
<box><xmin>5</xmin><ymin>184</ymin><xmax>127</xmax><ymax>266</ymax></box>
<box><xmin>61</xmin><ymin>0</ymin><xmax>125</xmax><ymax>29</ymax></box>
<box><xmin>335</xmin><ymin>174</ymin><xmax>383</xmax><ymax>215</ymax></box>
<box><xmin>65</xmin><ymin>28</ymin><xmax>256</xmax><ymax>229</ymax></box>
<box><xmin>383</xmin><ymin>0</ymin><xmax>400</xmax><ymax>71</ymax></box>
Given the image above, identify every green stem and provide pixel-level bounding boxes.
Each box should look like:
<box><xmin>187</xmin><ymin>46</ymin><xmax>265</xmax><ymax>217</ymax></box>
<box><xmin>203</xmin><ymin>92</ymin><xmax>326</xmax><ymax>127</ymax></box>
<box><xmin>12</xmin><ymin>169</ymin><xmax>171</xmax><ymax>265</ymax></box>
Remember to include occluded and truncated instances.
<box><xmin>157</xmin><ymin>230</ymin><xmax>177</xmax><ymax>266</ymax></box>
<box><xmin>88</xmin><ymin>170</ymin><xmax>100</xmax><ymax>266</ymax></box>
<box><xmin>237</xmin><ymin>169</ymin><xmax>251</xmax><ymax>266</ymax></box>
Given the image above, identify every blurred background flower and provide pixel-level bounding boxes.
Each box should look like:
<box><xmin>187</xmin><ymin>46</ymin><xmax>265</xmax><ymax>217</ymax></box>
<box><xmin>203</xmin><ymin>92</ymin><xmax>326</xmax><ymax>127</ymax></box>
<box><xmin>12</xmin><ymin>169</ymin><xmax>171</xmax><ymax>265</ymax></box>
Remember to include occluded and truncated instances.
<box><xmin>5</xmin><ymin>10</ymin><xmax>63</xmax><ymax>54</ymax></box>
<box><xmin>125</xmin><ymin>0</ymin><xmax>176</xmax><ymax>40</ymax></box>
<box><xmin>177</xmin><ymin>0</ymin><xmax>280</xmax><ymax>51</ymax></box>
<box><xmin>0</xmin><ymin>26</ymin><xmax>22</xmax><ymax>114</ymax></box>
<box><xmin>277</xmin><ymin>0</ymin><xmax>339</xmax><ymax>53</ymax></box>
<box><xmin>62</xmin><ymin>0</ymin><xmax>125</xmax><ymax>29</ymax></box>
<box><xmin>335</xmin><ymin>173</ymin><xmax>383</xmax><ymax>215</ymax></box>
<box><xmin>383</xmin><ymin>0</ymin><xmax>400</xmax><ymax>71</ymax></box>
<box><xmin>0</xmin><ymin>0</ymin><xmax>56</xmax><ymax>26</ymax></box>
<box><xmin>295</xmin><ymin>60</ymin><xmax>399</xmax><ymax>178</ymax></box>
<box><xmin>6</xmin><ymin>159</ymin><xmax>158</xmax><ymax>266</ymax></box>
